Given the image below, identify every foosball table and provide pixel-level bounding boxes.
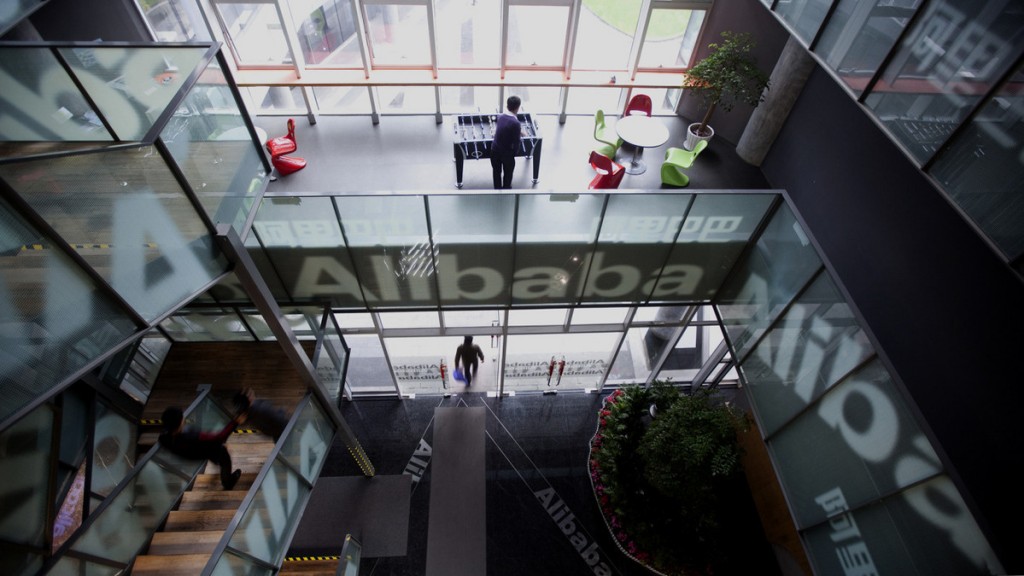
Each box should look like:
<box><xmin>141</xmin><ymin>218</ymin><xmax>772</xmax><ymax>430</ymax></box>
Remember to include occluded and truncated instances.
<box><xmin>452</xmin><ymin>112</ymin><xmax>542</xmax><ymax>188</ymax></box>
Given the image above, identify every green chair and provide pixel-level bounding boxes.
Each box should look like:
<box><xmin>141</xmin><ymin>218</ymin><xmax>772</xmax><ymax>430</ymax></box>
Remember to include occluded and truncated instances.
<box><xmin>593</xmin><ymin>109</ymin><xmax>622</xmax><ymax>158</ymax></box>
<box><xmin>660</xmin><ymin>140</ymin><xmax>708</xmax><ymax>187</ymax></box>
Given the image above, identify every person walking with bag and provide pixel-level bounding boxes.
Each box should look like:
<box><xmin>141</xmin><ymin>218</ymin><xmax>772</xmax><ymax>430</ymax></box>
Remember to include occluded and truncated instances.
<box><xmin>454</xmin><ymin>336</ymin><xmax>485</xmax><ymax>387</ymax></box>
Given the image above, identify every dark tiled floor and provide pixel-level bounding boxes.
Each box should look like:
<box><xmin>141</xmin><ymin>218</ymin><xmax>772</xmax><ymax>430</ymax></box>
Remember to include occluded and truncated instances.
<box><xmin>307</xmin><ymin>392</ymin><xmax>780</xmax><ymax>576</ymax></box>
<box><xmin>254</xmin><ymin>114</ymin><xmax>770</xmax><ymax>193</ymax></box>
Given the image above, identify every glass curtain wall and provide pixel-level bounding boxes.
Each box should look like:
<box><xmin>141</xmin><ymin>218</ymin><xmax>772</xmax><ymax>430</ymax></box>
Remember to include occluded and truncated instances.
<box><xmin>762</xmin><ymin>0</ymin><xmax>1024</xmax><ymax>276</ymax></box>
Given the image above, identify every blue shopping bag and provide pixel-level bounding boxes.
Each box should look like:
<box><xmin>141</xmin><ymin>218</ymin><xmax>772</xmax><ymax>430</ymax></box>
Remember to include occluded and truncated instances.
<box><xmin>453</xmin><ymin>367</ymin><xmax>466</xmax><ymax>382</ymax></box>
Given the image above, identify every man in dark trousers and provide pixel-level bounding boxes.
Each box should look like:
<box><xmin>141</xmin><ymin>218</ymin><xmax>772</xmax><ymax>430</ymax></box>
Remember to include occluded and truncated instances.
<box><xmin>491</xmin><ymin>95</ymin><xmax>522</xmax><ymax>189</ymax></box>
<box><xmin>159</xmin><ymin>406</ymin><xmax>242</xmax><ymax>490</ymax></box>
<box><xmin>454</xmin><ymin>335</ymin><xmax>485</xmax><ymax>387</ymax></box>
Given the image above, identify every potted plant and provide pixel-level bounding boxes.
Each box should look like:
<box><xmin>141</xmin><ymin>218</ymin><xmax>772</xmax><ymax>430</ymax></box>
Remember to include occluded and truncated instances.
<box><xmin>589</xmin><ymin>382</ymin><xmax>749</xmax><ymax>575</ymax></box>
<box><xmin>683</xmin><ymin>31</ymin><xmax>770</xmax><ymax>151</ymax></box>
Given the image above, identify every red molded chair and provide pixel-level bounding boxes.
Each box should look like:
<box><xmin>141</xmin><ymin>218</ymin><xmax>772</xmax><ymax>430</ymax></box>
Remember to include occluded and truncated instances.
<box><xmin>588</xmin><ymin>150</ymin><xmax>625</xmax><ymax>189</ymax></box>
<box><xmin>272</xmin><ymin>155</ymin><xmax>307</xmax><ymax>176</ymax></box>
<box><xmin>624</xmin><ymin>93</ymin><xmax>652</xmax><ymax>117</ymax></box>
<box><xmin>266</xmin><ymin>118</ymin><xmax>297</xmax><ymax>157</ymax></box>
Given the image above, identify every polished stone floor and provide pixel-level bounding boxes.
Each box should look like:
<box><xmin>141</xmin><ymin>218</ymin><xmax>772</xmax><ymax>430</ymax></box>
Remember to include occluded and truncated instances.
<box><xmin>304</xmin><ymin>391</ymin><xmax>780</xmax><ymax>576</ymax></box>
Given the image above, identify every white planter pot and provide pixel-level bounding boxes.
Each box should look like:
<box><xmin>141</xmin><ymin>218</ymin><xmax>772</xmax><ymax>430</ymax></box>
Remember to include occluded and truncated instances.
<box><xmin>685</xmin><ymin>122</ymin><xmax>714</xmax><ymax>151</ymax></box>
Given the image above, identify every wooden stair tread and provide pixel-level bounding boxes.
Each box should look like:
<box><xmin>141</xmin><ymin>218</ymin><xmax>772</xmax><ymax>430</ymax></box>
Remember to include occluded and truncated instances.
<box><xmin>194</xmin><ymin>472</ymin><xmax>258</xmax><ymax>490</ymax></box>
<box><xmin>132</xmin><ymin>553</ymin><xmax>211</xmax><ymax>576</ymax></box>
<box><xmin>179</xmin><ymin>490</ymin><xmax>247</xmax><ymax>510</ymax></box>
<box><xmin>278</xmin><ymin>559</ymin><xmax>341</xmax><ymax>575</ymax></box>
<box><xmin>165</xmin><ymin>509</ymin><xmax>237</xmax><ymax>531</ymax></box>
<box><xmin>148</xmin><ymin>530</ymin><xmax>223</xmax><ymax>555</ymax></box>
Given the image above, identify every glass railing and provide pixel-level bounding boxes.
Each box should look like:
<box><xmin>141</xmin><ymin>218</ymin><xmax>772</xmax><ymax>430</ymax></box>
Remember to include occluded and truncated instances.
<box><xmin>336</xmin><ymin>535</ymin><xmax>362</xmax><ymax>576</ymax></box>
<box><xmin>44</xmin><ymin>386</ymin><xmax>229</xmax><ymax>575</ymax></box>
<box><xmin>203</xmin><ymin>393</ymin><xmax>337</xmax><ymax>575</ymax></box>
<box><xmin>312</xmin><ymin>306</ymin><xmax>350</xmax><ymax>405</ymax></box>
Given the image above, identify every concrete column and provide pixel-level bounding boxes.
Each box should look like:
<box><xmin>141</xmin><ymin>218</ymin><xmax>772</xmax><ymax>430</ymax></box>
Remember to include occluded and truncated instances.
<box><xmin>736</xmin><ymin>37</ymin><xmax>816</xmax><ymax>166</ymax></box>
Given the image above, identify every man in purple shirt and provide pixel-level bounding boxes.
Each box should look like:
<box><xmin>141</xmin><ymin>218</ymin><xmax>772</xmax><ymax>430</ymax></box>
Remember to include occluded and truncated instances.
<box><xmin>491</xmin><ymin>95</ymin><xmax>522</xmax><ymax>189</ymax></box>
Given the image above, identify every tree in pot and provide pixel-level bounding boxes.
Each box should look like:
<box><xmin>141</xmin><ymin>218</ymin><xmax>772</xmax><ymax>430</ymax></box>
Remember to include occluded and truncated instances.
<box><xmin>683</xmin><ymin>31</ymin><xmax>770</xmax><ymax>150</ymax></box>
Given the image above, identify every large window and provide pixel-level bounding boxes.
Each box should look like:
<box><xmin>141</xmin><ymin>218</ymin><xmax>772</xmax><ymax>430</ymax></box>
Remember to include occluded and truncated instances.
<box><xmin>362</xmin><ymin>2</ymin><xmax>431</xmax><ymax>67</ymax></box>
<box><xmin>505</xmin><ymin>3</ymin><xmax>571</xmax><ymax>68</ymax></box>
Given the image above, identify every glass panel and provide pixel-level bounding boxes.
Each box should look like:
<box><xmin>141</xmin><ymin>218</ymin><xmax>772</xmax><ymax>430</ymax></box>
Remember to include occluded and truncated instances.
<box><xmin>607</xmin><ymin>326</ymin><xmax>654</xmax><ymax>385</ymax></box>
<box><xmin>313</xmin><ymin>85</ymin><xmax>373</xmax><ymax>113</ymax></box>
<box><xmin>646</xmin><ymin>87</ymin><xmax>682</xmax><ymax>115</ymax></box>
<box><xmin>565</xmin><ymin>87</ymin><xmax>623</xmax><ymax>115</ymax></box>
<box><xmin>513</xmin><ymin>86</ymin><xmax>562</xmax><ymax>113</ymax></box>
<box><xmin>508</xmin><ymin>308</ymin><xmax>568</xmax><ymax>326</ymax></box>
<box><xmin>71</xmin><ymin>457</ymin><xmax>191</xmax><ymax>562</ymax></box>
<box><xmin>376</xmin><ymin>86</ymin><xmax>436</xmax><ymax>114</ymax></box>
<box><xmin>801</xmin><ymin>477</ymin><xmax>1002</xmax><ymax>575</ymax></box>
<box><xmin>253</xmin><ymin>196</ymin><xmax>362</xmax><ymax>308</ymax></box>
<box><xmin>571</xmin><ymin>0</ymin><xmax>641</xmax><ymax>71</ymax></box>
<box><xmin>439</xmin><ymin>86</ymin><xmax>501</xmax><ymax>114</ymax></box>
<box><xmin>290</xmin><ymin>0</ymin><xmax>362</xmax><ymax>67</ymax></box>
<box><xmin>91</xmin><ymin>405</ymin><xmax>136</xmax><ymax>498</ymax></box>
<box><xmin>363</xmin><ymin>4</ymin><xmax>430</xmax><ymax>66</ymax></box>
<box><xmin>740</xmin><ymin>273</ymin><xmax>874</xmax><ymax>435</ymax></box>
<box><xmin>656</xmin><ymin>308</ymin><xmax>724</xmax><ymax>383</ymax></box>
<box><xmin>504</xmin><ymin>332</ymin><xmax>618</xmax><ymax>391</ymax></box>
<box><xmin>593</xmin><ymin>193</ymin><xmax>691</xmax><ymax>304</ymax></box>
<box><xmin>227</xmin><ymin>459</ymin><xmax>309</xmax><ymax>564</ymax></box>
<box><xmin>656</xmin><ymin>193</ymin><xmax>774</xmax><ymax>303</ymax></box>
<box><xmin>318</xmin><ymin>322</ymin><xmax>348</xmax><ymax>402</ymax></box>
<box><xmin>334</xmin><ymin>311</ymin><xmax>376</xmax><ymax>328</ymax></box>
<box><xmin>0</xmin><ymin>1</ymin><xmax>46</xmax><ymax>36</ymax></box>
<box><xmin>771</xmin><ymin>360</ymin><xmax>935</xmax><ymax>528</ymax></box>
<box><xmin>0</xmin><ymin>47</ymin><xmax>113</xmax><ymax>141</ymax></box>
<box><xmin>343</xmin><ymin>333</ymin><xmax>395</xmax><ymax>393</ymax></box>
<box><xmin>638</xmin><ymin>9</ymin><xmax>705</xmax><ymax>69</ymax></box>
<box><xmin>378</xmin><ymin>311</ymin><xmax>439</xmax><ymax>329</ymax></box>
<box><xmin>279</xmin><ymin>398</ymin><xmax>334</xmax><ymax>481</ymax></box>
<box><xmin>815</xmin><ymin>0</ymin><xmax>923</xmax><ymax>95</ymax></box>
<box><xmin>929</xmin><ymin>61</ymin><xmax>1024</xmax><ymax>259</ymax></box>
<box><xmin>59</xmin><ymin>46</ymin><xmax>206</xmax><ymax>141</ymax></box>
<box><xmin>0</xmin><ymin>405</ymin><xmax>52</xmax><ymax>547</ymax></box>
<box><xmin>715</xmin><ymin>203</ymin><xmax>821</xmax><ymax>360</ymax></box>
<box><xmin>0</xmin><ymin>147</ymin><xmax>227</xmax><ymax>322</ymax></box>
<box><xmin>245</xmin><ymin>86</ymin><xmax>307</xmax><ymax>114</ymax></box>
<box><xmin>387</xmin><ymin>336</ymin><xmax>456</xmax><ymax>394</ymax></box>
<box><xmin>506</xmin><ymin>5</ymin><xmax>569</xmax><ymax>67</ymax></box>
<box><xmin>864</xmin><ymin>0</ymin><xmax>1024</xmax><ymax>163</ymax></box>
<box><xmin>0</xmin><ymin>198</ymin><xmax>137</xmax><ymax>422</ymax></box>
<box><xmin>774</xmin><ymin>0</ymin><xmax>831</xmax><ymax>43</ymax></box>
<box><xmin>513</xmin><ymin>194</ymin><xmax>604</xmax><ymax>306</ymax></box>
<box><xmin>217</xmin><ymin>3</ymin><xmax>293</xmax><ymax>66</ymax></box>
<box><xmin>429</xmin><ymin>194</ymin><xmax>515</xmax><ymax>307</ymax></box>
<box><xmin>211</xmin><ymin>549</ymin><xmax>274</xmax><ymax>576</ymax></box>
<box><xmin>160</xmin><ymin>310</ymin><xmax>254</xmax><ymax>341</ymax></box>
<box><xmin>436</xmin><ymin>0</ymin><xmax>500</xmax><ymax>68</ymax></box>
<box><xmin>241</xmin><ymin>312</ymin><xmax>276</xmax><ymax>340</ymax></box>
<box><xmin>571</xmin><ymin>307</ymin><xmax>629</xmax><ymax>325</ymax></box>
<box><xmin>443</xmin><ymin>309</ymin><xmax>503</xmax><ymax>328</ymax></box>
<box><xmin>47</xmin><ymin>556</ymin><xmax>120</xmax><ymax>576</ymax></box>
<box><xmin>161</xmin><ymin>59</ymin><xmax>267</xmax><ymax>233</ymax></box>
<box><xmin>137</xmin><ymin>0</ymin><xmax>213</xmax><ymax>42</ymax></box>
<box><xmin>336</xmin><ymin>196</ymin><xmax>435</xmax><ymax>308</ymax></box>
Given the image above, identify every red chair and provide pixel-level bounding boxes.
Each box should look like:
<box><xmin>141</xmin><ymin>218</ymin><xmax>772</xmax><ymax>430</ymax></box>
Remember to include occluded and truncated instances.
<box><xmin>588</xmin><ymin>150</ymin><xmax>625</xmax><ymax>189</ymax></box>
<box><xmin>624</xmin><ymin>93</ymin><xmax>652</xmax><ymax>117</ymax></box>
<box><xmin>272</xmin><ymin>155</ymin><xmax>307</xmax><ymax>176</ymax></box>
<box><xmin>265</xmin><ymin>118</ymin><xmax>297</xmax><ymax>157</ymax></box>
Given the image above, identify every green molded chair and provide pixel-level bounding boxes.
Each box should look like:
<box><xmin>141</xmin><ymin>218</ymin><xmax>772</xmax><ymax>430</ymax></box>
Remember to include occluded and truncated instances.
<box><xmin>661</xmin><ymin>140</ymin><xmax>708</xmax><ymax>187</ymax></box>
<box><xmin>593</xmin><ymin>109</ymin><xmax>622</xmax><ymax>158</ymax></box>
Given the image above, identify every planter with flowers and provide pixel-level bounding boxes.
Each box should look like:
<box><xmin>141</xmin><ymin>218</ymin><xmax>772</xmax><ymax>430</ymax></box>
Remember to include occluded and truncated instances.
<box><xmin>589</xmin><ymin>382</ymin><xmax>748</xmax><ymax>575</ymax></box>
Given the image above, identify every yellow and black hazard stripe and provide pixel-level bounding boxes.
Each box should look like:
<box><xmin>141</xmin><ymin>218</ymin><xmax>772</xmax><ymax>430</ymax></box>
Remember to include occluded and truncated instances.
<box><xmin>140</xmin><ymin>418</ymin><xmax>162</xmax><ymax>425</ymax></box>
<box><xmin>284</xmin><ymin>555</ymin><xmax>340</xmax><ymax>562</ymax></box>
<box><xmin>20</xmin><ymin>243</ymin><xmax>158</xmax><ymax>251</ymax></box>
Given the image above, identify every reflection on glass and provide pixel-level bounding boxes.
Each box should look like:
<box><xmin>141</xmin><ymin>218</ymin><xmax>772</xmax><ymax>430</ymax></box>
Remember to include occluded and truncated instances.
<box><xmin>386</xmin><ymin>336</ymin><xmax>454</xmax><ymax>394</ymax></box>
<box><xmin>507</xmin><ymin>6</ymin><xmax>569</xmax><ymax>67</ymax></box>
<box><xmin>217</xmin><ymin>3</ymin><xmax>293</xmax><ymax>66</ymax></box>
<box><xmin>363</xmin><ymin>4</ymin><xmax>430</xmax><ymax>66</ymax></box>
<box><xmin>290</xmin><ymin>0</ymin><xmax>362</xmax><ymax>67</ymax></box>
<box><xmin>929</xmin><ymin>62</ymin><xmax>1024</xmax><ymax>260</ymax></box>
<box><xmin>504</xmin><ymin>332</ymin><xmax>617</xmax><ymax>391</ymax></box>
<box><xmin>343</xmin><ymin>334</ymin><xmax>395</xmax><ymax>392</ymax></box>
<box><xmin>160</xmin><ymin>310</ymin><xmax>254</xmax><ymax>342</ymax></box>
<box><xmin>436</xmin><ymin>0</ymin><xmax>500</xmax><ymax>68</ymax></box>
<box><xmin>138</xmin><ymin>0</ymin><xmax>212</xmax><ymax>42</ymax></box>
<box><xmin>0</xmin><ymin>48</ymin><xmax>113</xmax><ymax>141</ymax></box>
<box><xmin>430</xmin><ymin>194</ymin><xmax>515</xmax><ymax>306</ymax></box>
<box><xmin>161</xmin><ymin>60</ymin><xmax>266</xmax><ymax>233</ymax></box>
<box><xmin>572</xmin><ymin>0</ymin><xmax>641</xmax><ymax>71</ymax></box>
<box><xmin>0</xmin><ymin>197</ymin><xmax>137</xmax><ymax>422</ymax></box>
<box><xmin>378</xmin><ymin>311</ymin><xmax>440</xmax><ymax>329</ymax></box>
<box><xmin>59</xmin><ymin>46</ymin><xmax>206</xmax><ymax>141</ymax></box>
<box><xmin>864</xmin><ymin>0</ymin><xmax>1024</xmax><ymax>163</ymax></box>
<box><xmin>774</xmin><ymin>0</ymin><xmax>831</xmax><ymax>43</ymax></box>
<box><xmin>815</xmin><ymin>0</ymin><xmax>922</xmax><ymax>95</ymax></box>
<box><xmin>0</xmin><ymin>406</ymin><xmax>52</xmax><ymax>547</ymax></box>
<box><xmin>91</xmin><ymin>405</ymin><xmax>136</xmax><ymax>498</ymax></box>
<box><xmin>715</xmin><ymin>204</ymin><xmax>822</xmax><ymax>360</ymax></box>
<box><xmin>228</xmin><ymin>459</ymin><xmax>309</xmax><ymax>564</ymax></box>
<box><xmin>279</xmin><ymin>398</ymin><xmax>334</xmax><ymax>482</ymax></box>
<box><xmin>739</xmin><ymin>272</ymin><xmax>874</xmax><ymax>436</ymax></box>
<box><xmin>638</xmin><ymin>9</ymin><xmax>705</xmax><ymax>69</ymax></box>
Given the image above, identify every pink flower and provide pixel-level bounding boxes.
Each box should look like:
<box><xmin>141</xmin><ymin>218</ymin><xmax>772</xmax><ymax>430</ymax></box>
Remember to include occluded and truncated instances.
<box><xmin>600</xmin><ymin>418</ymin><xmax>607</xmax><ymax>427</ymax></box>
<box><xmin>600</xmin><ymin>409</ymin><xmax>611</xmax><ymax>417</ymax></box>
<box><xmin>616</xmin><ymin>531</ymin><xmax>628</xmax><ymax>542</ymax></box>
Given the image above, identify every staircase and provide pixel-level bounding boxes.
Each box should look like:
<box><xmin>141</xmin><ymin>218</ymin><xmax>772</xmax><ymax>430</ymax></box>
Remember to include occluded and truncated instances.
<box><xmin>279</xmin><ymin>557</ymin><xmax>342</xmax><ymax>575</ymax></box>
<box><xmin>132</xmin><ymin>433</ymin><xmax>274</xmax><ymax>575</ymax></box>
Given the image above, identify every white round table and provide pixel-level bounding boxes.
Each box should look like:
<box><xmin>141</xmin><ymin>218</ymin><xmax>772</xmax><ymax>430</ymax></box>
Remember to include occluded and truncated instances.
<box><xmin>615</xmin><ymin>115</ymin><xmax>670</xmax><ymax>175</ymax></box>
